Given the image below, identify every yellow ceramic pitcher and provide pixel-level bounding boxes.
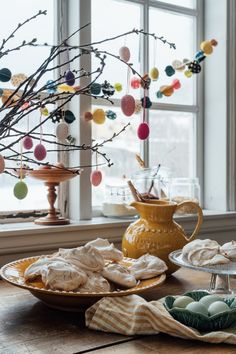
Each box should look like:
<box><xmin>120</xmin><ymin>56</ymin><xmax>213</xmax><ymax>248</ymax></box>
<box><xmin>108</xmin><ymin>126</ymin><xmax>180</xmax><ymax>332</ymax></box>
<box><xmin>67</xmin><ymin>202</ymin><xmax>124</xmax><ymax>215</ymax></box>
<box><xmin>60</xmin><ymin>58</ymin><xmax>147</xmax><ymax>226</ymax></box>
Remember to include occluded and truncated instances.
<box><xmin>122</xmin><ymin>200</ymin><xmax>203</xmax><ymax>274</ymax></box>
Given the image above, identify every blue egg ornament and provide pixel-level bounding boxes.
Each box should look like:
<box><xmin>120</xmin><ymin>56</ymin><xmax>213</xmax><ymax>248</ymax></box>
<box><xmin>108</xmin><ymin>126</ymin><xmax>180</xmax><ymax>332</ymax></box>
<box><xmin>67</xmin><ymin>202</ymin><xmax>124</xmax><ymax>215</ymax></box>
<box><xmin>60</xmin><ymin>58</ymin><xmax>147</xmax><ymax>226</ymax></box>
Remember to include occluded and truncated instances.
<box><xmin>65</xmin><ymin>70</ymin><xmax>75</xmax><ymax>86</ymax></box>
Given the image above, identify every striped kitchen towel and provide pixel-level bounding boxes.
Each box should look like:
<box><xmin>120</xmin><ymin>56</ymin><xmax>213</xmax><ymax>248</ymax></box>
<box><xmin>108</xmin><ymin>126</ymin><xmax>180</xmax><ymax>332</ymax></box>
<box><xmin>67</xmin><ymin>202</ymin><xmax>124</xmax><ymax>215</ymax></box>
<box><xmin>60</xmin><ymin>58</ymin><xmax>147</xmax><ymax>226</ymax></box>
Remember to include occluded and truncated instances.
<box><xmin>85</xmin><ymin>295</ymin><xmax>236</xmax><ymax>345</ymax></box>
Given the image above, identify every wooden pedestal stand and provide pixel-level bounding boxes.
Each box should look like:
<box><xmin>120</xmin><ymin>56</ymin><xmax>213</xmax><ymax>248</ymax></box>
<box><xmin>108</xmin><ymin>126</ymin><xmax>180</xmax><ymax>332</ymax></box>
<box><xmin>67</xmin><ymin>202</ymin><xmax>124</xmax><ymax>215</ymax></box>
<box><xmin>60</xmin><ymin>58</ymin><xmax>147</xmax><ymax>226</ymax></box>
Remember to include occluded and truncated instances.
<box><xmin>28</xmin><ymin>168</ymin><xmax>78</xmax><ymax>226</ymax></box>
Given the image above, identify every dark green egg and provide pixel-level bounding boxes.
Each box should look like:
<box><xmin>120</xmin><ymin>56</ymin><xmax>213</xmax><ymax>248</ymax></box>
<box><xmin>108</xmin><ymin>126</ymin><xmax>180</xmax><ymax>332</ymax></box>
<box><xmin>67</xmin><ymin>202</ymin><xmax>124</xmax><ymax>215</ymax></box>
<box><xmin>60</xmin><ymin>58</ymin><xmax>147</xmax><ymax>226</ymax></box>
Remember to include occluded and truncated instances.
<box><xmin>90</xmin><ymin>83</ymin><xmax>101</xmax><ymax>95</ymax></box>
<box><xmin>0</xmin><ymin>68</ymin><xmax>12</xmax><ymax>82</ymax></box>
<box><xmin>64</xmin><ymin>110</ymin><xmax>76</xmax><ymax>124</ymax></box>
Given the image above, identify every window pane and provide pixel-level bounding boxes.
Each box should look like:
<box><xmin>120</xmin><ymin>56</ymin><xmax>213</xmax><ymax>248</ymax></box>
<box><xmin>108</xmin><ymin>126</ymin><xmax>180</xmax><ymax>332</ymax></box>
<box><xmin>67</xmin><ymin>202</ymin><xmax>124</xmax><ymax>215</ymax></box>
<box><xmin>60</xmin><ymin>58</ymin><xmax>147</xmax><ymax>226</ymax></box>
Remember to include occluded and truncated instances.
<box><xmin>0</xmin><ymin>0</ymin><xmax>54</xmax><ymax>212</ymax></box>
<box><xmin>149</xmin><ymin>110</ymin><xmax>195</xmax><ymax>177</ymax></box>
<box><xmin>149</xmin><ymin>7</ymin><xmax>196</xmax><ymax>105</ymax></box>
<box><xmin>92</xmin><ymin>105</ymin><xmax>140</xmax><ymax>208</ymax></box>
<box><xmin>153</xmin><ymin>0</ymin><xmax>196</xmax><ymax>9</ymax></box>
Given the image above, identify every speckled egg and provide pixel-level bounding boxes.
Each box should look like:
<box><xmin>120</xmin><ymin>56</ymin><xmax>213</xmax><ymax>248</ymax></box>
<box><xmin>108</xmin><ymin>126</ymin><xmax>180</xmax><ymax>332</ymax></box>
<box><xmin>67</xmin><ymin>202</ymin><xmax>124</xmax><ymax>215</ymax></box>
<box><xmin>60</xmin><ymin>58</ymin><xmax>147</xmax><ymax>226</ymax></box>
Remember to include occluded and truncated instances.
<box><xmin>121</xmin><ymin>94</ymin><xmax>135</xmax><ymax>116</ymax></box>
<box><xmin>199</xmin><ymin>295</ymin><xmax>223</xmax><ymax>309</ymax></box>
<box><xmin>13</xmin><ymin>181</ymin><xmax>28</xmax><ymax>200</ymax></box>
<box><xmin>149</xmin><ymin>67</ymin><xmax>159</xmax><ymax>80</ymax></box>
<box><xmin>119</xmin><ymin>46</ymin><xmax>130</xmax><ymax>62</ymax></box>
<box><xmin>173</xmin><ymin>296</ymin><xmax>194</xmax><ymax>308</ymax></box>
<box><xmin>34</xmin><ymin>143</ymin><xmax>47</xmax><ymax>161</ymax></box>
<box><xmin>56</xmin><ymin>122</ymin><xmax>69</xmax><ymax>140</ymax></box>
<box><xmin>208</xmin><ymin>301</ymin><xmax>230</xmax><ymax>316</ymax></box>
<box><xmin>0</xmin><ymin>68</ymin><xmax>12</xmax><ymax>82</ymax></box>
<box><xmin>65</xmin><ymin>70</ymin><xmax>75</xmax><ymax>86</ymax></box>
<box><xmin>185</xmin><ymin>301</ymin><xmax>208</xmax><ymax>316</ymax></box>
<box><xmin>93</xmin><ymin>109</ymin><xmax>106</xmax><ymax>124</ymax></box>
<box><xmin>90</xmin><ymin>170</ymin><xmax>102</xmax><ymax>186</ymax></box>
<box><xmin>23</xmin><ymin>136</ymin><xmax>33</xmax><ymax>150</ymax></box>
<box><xmin>137</xmin><ymin>122</ymin><xmax>150</xmax><ymax>140</ymax></box>
<box><xmin>0</xmin><ymin>154</ymin><xmax>5</xmax><ymax>173</ymax></box>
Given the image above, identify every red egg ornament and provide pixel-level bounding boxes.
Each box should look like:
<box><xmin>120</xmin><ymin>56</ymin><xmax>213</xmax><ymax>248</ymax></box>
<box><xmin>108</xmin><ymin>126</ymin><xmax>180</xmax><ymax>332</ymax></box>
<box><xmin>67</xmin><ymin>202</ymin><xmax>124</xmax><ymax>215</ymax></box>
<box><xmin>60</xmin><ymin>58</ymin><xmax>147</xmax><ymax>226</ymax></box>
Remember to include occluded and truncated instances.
<box><xmin>34</xmin><ymin>143</ymin><xmax>47</xmax><ymax>161</ymax></box>
<box><xmin>121</xmin><ymin>94</ymin><xmax>135</xmax><ymax>117</ymax></box>
<box><xmin>23</xmin><ymin>136</ymin><xmax>33</xmax><ymax>150</ymax></box>
<box><xmin>131</xmin><ymin>77</ymin><xmax>140</xmax><ymax>89</ymax></box>
<box><xmin>90</xmin><ymin>170</ymin><xmax>102</xmax><ymax>187</ymax></box>
<box><xmin>137</xmin><ymin>122</ymin><xmax>150</xmax><ymax>140</ymax></box>
<box><xmin>119</xmin><ymin>46</ymin><xmax>130</xmax><ymax>62</ymax></box>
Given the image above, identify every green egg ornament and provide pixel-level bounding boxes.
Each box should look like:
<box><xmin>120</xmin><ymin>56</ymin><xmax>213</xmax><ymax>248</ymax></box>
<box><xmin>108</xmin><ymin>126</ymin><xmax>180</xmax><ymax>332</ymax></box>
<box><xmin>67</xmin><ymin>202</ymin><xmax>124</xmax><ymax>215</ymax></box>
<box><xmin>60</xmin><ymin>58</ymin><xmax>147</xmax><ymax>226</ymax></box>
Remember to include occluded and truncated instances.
<box><xmin>90</xmin><ymin>83</ymin><xmax>101</xmax><ymax>95</ymax></box>
<box><xmin>185</xmin><ymin>301</ymin><xmax>208</xmax><ymax>316</ymax></box>
<box><xmin>105</xmin><ymin>110</ymin><xmax>117</xmax><ymax>120</ymax></box>
<box><xmin>64</xmin><ymin>110</ymin><xmax>76</xmax><ymax>124</ymax></box>
<box><xmin>14</xmin><ymin>181</ymin><xmax>28</xmax><ymax>200</ymax></box>
<box><xmin>0</xmin><ymin>68</ymin><xmax>12</xmax><ymax>82</ymax></box>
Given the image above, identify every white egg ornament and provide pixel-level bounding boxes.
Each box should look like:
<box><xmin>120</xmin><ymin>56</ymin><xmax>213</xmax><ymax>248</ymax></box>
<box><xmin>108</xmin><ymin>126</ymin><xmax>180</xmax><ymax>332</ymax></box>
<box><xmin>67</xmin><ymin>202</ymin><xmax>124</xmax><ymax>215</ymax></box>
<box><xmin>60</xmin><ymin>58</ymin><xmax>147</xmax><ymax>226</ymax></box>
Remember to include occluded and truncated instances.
<box><xmin>121</xmin><ymin>95</ymin><xmax>135</xmax><ymax>117</ymax></box>
<box><xmin>185</xmin><ymin>301</ymin><xmax>208</xmax><ymax>316</ymax></box>
<box><xmin>90</xmin><ymin>170</ymin><xmax>102</xmax><ymax>187</ymax></box>
<box><xmin>0</xmin><ymin>154</ymin><xmax>5</xmax><ymax>173</ymax></box>
<box><xmin>23</xmin><ymin>136</ymin><xmax>33</xmax><ymax>150</ymax></box>
<box><xmin>137</xmin><ymin>122</ymin><xmax>150</xmax><ymax>140</ymax></box>
<box><xmin>34</xmin><ymin>143</ymin><xmax>47</xmax><ymax>161</ymax></box>
<box><xmin>56</xmin><ymin>122</ymin><xmax>69</xmax><ymax>140</ymax></box>
<box><xmin>119</xmin><ymin>46</ymin><xmax>130</xmax><ymax>62</ymax></box>
<box><xmin>199</xmin><ymin>295</ymin><xmax>223</xmax><ymax>309</ymax></box>
<box><xmin>208</xmin><ymin>301</ymin><xmax>230</xmax><ymax>316</ymax></box>
<box><xmin>13</xmin><ymin>181</ymin><xmax>28</xmax><ymax>200</ymax></box>
<box><xmin>173</xmin><ymin>296</ymin><xmax>194</xmax><ymax>308</ymax></box>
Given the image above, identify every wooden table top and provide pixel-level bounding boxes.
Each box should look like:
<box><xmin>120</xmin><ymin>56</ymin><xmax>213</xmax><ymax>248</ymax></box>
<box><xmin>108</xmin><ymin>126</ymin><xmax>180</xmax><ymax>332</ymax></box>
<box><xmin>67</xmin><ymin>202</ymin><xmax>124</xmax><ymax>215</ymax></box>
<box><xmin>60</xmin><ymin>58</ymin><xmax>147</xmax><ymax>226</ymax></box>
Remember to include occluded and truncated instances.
<box><xmin>1</xmin><ymin>268</ymin><xmax>236</xmax><ymax>354</ymax></box>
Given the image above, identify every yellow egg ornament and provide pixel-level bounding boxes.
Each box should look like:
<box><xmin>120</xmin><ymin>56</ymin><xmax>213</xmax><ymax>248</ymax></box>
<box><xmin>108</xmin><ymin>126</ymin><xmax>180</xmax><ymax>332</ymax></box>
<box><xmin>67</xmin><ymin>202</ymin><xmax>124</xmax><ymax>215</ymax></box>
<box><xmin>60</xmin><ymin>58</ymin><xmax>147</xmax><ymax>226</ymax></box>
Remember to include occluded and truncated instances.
<box><xmin>57</xmin><ymin>84</ymin><xmax>75</xmax><ymax>93</ymax></box>
<box><xmin>93</xmin><ymin>109</ymin><xmax>106</xmax><ymax>124</ymax></box>
<box><xmin>114</xmin><ymin>83</ymin><xmax>122</xmax><ymax>92</ymax></box>
<box><xmin>149</xmin><ymin>67</ymin><xmax>159</xmax><ymax>81</ymax></box>
<box><xmin>200</xmin><ymin>40</ymin><xmax>213</xmax><ymax>55</ymax></box>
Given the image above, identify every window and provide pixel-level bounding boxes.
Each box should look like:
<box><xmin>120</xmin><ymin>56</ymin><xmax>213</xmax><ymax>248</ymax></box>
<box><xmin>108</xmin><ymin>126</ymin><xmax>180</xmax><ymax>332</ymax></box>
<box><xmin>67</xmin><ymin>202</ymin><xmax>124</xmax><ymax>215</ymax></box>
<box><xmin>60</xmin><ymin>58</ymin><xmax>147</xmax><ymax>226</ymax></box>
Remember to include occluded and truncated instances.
<box><xmin>0</xmin><ymin>0</ymin><xmax>55</xmax><ymax>214</ymax></box>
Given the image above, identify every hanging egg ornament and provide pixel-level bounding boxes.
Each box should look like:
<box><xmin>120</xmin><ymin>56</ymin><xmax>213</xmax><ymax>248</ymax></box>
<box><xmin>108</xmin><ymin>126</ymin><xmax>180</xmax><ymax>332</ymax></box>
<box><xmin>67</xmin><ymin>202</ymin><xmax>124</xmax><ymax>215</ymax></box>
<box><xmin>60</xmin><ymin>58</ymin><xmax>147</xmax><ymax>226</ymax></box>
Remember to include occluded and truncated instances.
<box><xmin>141</xmin><ymin>96</ymin><xmax>152</xmax><ymax>109</ymax></box>
<box><xmin>11</xmin><ymin>73</ymin><xmax>28</xmax><ymax>87</ymax></box>
<box><xmin>0</xmin><ymin>88</ymin><xmax>3</xmax><ymax>97</ymax></box>
<box><xmin>23</xmin><ymin>136</ymin><xmax>33</xmax><ymax>150</ymax></box>
<box><xmin>195</xmin><ymin>50</ymin><xmax>205</xmax><ymax>61</ymax></box>
<box><xmin>121</xmin><ymin>94</ymin><xmax>135</xmax><ymax>117</ymax></box>
<box><xmin>65</xmin><ymin>70</ymin><xmax>75</xmax><ymax>86</ymax></box>
<box><xmin>172</xmin><ymin>60</ymin><xmax>185</xmax><ymax>71</ymax></box>
<box><xmin>34</xmin><ymin>143</ymin><xmax>47</xmax><ymax>161</ymax></box>
<box><xmin>101</xmin><ymin>81</ymin><xmax>115</xmax><ymax>96</ymax></box>
<box><xmin>90</xmin><ymin>170</ymin><xmax>102</xmax><ymax>187</ymax></box>
<box><xmin>184</xmin><ymin>70</ymin><xmax>192</xmax><ymax>78</ymax></box>
<box><xmin>211</xmin><ymin>39</ymin><xmax>218</xmax><ymax>47</ymax></box>
<box><xmin>188</xmin><ymin>61</ymin><xmax>201</xmax><ymax>74</ymax></box>
<box><xmin>57</xmin><ymin>84</ymin><xmax>75</xmax><ymax>93</ymax></box>
<box><xmin>114</xmin><ymin>83</ymin><xmax>122</xmax><ymax>92</ymax></box>
<box><xmin>0</xmin><ymin>154</ymin><xmax>5</xmax><ymax>173</ymax></box>
<box><xmin>172</xmin><ymin>79</ymin><xmax>181</xmax><ymax>90</ymax></box>
<box><xmin>56</xmin><ymin>122</ymin><xmax>69</xmax><ymax>140</ymax></box>
<box><xmin>40</xmin><ymin>106</ymin><xmax>49</xmax><ymax>116</ymax></box>
<box><xmin>119</xmin><ymin>46</ymin><xmax>130</xmax><ymax>62</ymax></box>
<box><xmin>0</xmin><ymin>68</ymin><xmax>12</xmax><ymax>82</ymax></box>
<box><xmin>14</xmin><ymin>181</ymin><xmax>28</xmax><ymax>200</ymax></box>
<box><xmin>165</xmin><ymin>65</ymin><xmax>175</xmax><ymax>77</ymax></box>
<box><xmin>160</xmin><ymin>85</ymin><xmax>174</xmax><ymax>97</ymax></box>
<box><xmin>84</xmin><ymin>111</ymin><xmax>93</xmax><ymax>121</ymax></box>
<box><xmin>93</xmin><ymin>109</ymin><xmax>106</xmax><ymax>124</ymax></box>
<box><xmin>149</xmin><ymin>67</ymin><xmax>159</xmax><ymax>81</ymax></box>
<box><xmin>64</xmin><ymin>110</ymin><xmax>76</xmax><ymax>124</ymax></box>
<box><xmin>156</xmin><ymin>91</ymin><xmax>163</xmax><ymax>99</ymax></box>
<box><xmin>137</xmin><ymin>122</ymin><xmax>150</xmax><ymax>140</ymax></box>
<box><xmin>106</xmin><ymin>110</ymin><xmax>117</xmax><ymax>120</ymax></box>
<box><xmin>200</xmin><ymin>40</ymin><xmax>213</xmax><ymax>55</ymax></box>
<box><xmin>134</xmin><ymin>100</ymin><xmax>142</xmax><ymax>114</ymax></box>
<box><xmin>90</xmin><ymin>83</ymin><xmax>102</xmax><ymax>95</ymax></box>
<box><xmin>46</xmin><ymin>80</ymin><xmax>57</xmax><ymax>93</ymax></box>
<box><xmin>131</xmin><ymin>77</ymin><xmax>140</xmax><ymax>89</ymax></box>
<box><xmin>140</xmin><ymin>74</ymin><xmax>151</xmax><ymax>89</ymax></box>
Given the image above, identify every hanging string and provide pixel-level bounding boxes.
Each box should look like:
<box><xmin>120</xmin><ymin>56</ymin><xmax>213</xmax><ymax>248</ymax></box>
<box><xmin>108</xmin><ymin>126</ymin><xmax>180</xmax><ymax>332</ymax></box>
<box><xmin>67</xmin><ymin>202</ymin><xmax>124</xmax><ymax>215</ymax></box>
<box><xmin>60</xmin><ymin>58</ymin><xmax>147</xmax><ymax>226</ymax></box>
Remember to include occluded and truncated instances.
<box><xmin>20</xmin><ymin>140</ymin><xmax>23</xmax><ymax>181</ymax></box>
<box><xmin>143</xmin><ymin>88</ymin><xmax>147</xmax><ymax>123</ymax></box>
<box><xmin>40</xmin><ymin>112</ymin><xmax>43</xmax><ymax>143</ymax></box>
<box><xmin>126</xmin><ymin>67</ymin><xmax>131</xmax><ymax>95</ymax></box>
<box><xmin>96</xmin><ymin>151</ymin><xmax>98</xmax><ymax>170</ymax></box>
<box><xmin>153</xmin><ymin>37</ymin><xmax>157</xmax><ymax>67</ymax></box>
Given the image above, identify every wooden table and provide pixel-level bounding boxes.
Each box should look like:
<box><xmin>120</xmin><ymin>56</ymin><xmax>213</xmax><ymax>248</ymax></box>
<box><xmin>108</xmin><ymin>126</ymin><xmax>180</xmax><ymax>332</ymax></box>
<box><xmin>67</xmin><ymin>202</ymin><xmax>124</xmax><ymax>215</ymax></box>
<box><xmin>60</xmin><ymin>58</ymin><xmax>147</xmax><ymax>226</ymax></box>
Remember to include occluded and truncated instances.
<box><xmin>1</xmin><ymin>268</ymin><xmax>236</xmax><ymax>354</ymax></box>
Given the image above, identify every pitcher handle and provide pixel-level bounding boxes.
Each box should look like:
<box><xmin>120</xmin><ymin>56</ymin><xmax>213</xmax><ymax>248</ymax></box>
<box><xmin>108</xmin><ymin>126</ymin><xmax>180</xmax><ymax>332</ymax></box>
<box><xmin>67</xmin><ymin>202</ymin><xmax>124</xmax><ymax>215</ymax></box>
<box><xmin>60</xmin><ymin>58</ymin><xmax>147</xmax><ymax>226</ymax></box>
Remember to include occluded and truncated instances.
<box><xmin>176</xmin><ymin>201</ymin><xmax>203</xmax><ymax>241</ymax></box>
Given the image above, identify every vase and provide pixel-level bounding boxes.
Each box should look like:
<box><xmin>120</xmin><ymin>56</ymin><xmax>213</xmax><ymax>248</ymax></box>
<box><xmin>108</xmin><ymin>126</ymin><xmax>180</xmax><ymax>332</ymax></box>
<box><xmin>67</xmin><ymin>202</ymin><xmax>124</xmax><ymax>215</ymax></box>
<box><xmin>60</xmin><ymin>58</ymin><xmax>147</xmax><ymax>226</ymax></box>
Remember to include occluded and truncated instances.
<box><xmin>122</xmin><ymin>200</ymin><xmax>203</xmax><ymax>274</ymax></box>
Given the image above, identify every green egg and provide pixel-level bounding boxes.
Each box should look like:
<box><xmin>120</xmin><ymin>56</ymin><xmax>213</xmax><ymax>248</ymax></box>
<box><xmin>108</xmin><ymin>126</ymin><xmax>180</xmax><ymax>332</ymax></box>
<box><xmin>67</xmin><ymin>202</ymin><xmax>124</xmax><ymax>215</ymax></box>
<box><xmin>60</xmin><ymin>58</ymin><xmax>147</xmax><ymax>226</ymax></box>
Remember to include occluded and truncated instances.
<box><xmin>208</xmin><ymin>301</ymin><xmax>230</xmax><ymax>316</ymax></box>
<box><xmin>173</xmin><ymin>295</ymin><xmax>194</xmax><ymax>308</ymax></box>
<box><xmin>186</xmin><ymin>301</ymin><xmax>208</xmax><ymax>316</ymax></box>
<box><xmin>14</xmin><ymin>181</ymin><xmax>28</xmax><ymax>200</ymax></box>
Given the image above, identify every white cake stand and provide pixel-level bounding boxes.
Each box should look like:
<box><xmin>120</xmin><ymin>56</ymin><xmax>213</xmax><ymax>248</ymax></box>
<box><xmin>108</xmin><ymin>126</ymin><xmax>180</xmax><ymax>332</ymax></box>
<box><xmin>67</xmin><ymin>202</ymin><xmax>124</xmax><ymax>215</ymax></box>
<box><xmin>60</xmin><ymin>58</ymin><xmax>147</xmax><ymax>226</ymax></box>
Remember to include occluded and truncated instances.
<box><xmin>169</xmin><ymin>250</ymin><xmax>236</xmax><ymax>294</ymax></box>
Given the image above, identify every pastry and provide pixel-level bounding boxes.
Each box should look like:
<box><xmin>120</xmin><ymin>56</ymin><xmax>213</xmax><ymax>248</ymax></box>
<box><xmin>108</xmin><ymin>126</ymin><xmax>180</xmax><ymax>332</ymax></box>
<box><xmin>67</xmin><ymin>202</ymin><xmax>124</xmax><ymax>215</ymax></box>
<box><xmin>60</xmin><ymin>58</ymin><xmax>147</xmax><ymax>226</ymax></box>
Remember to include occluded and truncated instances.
<box><xmin>57</xmin><ymin>244</ymin><xmax>105</xmax><ymax>272</ymax></box>
<box><xmin>41</xmin><ymin>261</ymin><xmax>87</xmax><ymax>291</ymax></box>
<box><xmin>78</xmin><ymin>272</ymin><xmax>111</xmax><ymax>293</ymax></box>
<box><xmin>86</xmin><ymin>238</ymin><xmax>123</xmax><ymax>261</ymax></box>
<box><xmin>220</xmin><ymin>241</ymin><xmax>236</xmax><ymax>261</ymax></box>
<box><xmin>129</xmin><ymin>254</ymin><xmax>167</xmax><ymax>280</ymax></box>
<box><xmin>102</xmin><ymin>263</ymin><xmax>137</xmax><ymax>288</ymax></box>
<box><xmin>182</xmin><ymin>239</ymin><xmax>229</xmax><ymax>266</ymax></box>
<box><xmin>24</xmin><ymin>256</ymin><xmax>65</xmax><ymax>281</ymax></box>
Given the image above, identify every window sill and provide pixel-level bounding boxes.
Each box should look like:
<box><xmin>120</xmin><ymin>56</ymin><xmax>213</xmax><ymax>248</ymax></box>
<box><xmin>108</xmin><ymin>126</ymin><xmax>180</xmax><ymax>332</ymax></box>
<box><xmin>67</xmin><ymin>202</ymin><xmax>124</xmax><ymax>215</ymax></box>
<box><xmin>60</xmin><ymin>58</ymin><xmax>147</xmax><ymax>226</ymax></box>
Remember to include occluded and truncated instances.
<box><xmin>1</xmin><ymin>210</ymin><xmax>236</xmax><ymax>266</ymax></box>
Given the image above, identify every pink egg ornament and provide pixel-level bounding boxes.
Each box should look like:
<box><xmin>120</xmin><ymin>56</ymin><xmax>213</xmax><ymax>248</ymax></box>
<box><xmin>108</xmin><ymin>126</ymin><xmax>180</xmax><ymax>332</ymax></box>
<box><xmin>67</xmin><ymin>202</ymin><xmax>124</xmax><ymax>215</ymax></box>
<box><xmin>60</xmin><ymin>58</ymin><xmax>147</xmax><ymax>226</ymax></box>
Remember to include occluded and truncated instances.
<box><xmin>121</xmin><ymin>94</ymin><xmax>135</xmax><ymax>117</ymax></box>
<box><xmin>137</xmin><ymin>122</ymin><xmax>150</xmax><ymax>140</ymax></box>
<box><xmin>23</xmin><ymin>136</ymin><xmax>33</xmax><ymax>150</ymax></box>
<box><xmin>131</xmin><ymin>77</ymin><xmax>140</xmax><ymax>89</ymax></box>
<box><xmin>90</xmin><ymin>170</ymin><xmax>102</xmax><ymax>187</ymax></box>
<box><xmin>119</xmin><ymin>46</ymin><xmax>130</xmax><ymax>62</ymax></box>
<box><xmin>0</xmin><ymin>154</ymin><xmax>5</xmax><ymax>173</ymax></box>
<box><xmin>34</xmin><ymin>143</ymin><xmax>47</xmax><ymax>161</ymax></box>
<box><xmin>172</xmin><ymin>79</ymin><xmax>181</xmax><ymax>90</ymax></box>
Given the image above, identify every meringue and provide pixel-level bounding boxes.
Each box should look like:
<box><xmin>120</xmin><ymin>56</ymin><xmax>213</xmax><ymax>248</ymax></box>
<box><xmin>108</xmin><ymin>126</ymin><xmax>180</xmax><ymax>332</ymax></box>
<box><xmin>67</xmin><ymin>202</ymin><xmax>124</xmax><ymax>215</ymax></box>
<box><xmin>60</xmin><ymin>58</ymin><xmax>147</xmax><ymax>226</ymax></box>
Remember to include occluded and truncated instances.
<box><xmin>41</xmin><ymin>261</ymin><xmax>87</xmax><ymax>291</ymax></box>
<box><xmin>102</xmin><ymin>263</ymin><xmax>137</xmax><ymax>288</ymax></box>
<box><xmin>78</xmin><ymin>272</ymin><xmax>111</xmax><ymax>293</ymax></box>
<box><xmin>86</xmin><ymin>238</ymin><xmax>123</xmax><ymax>261</ymax></box>
<box><xmin>129</xmin><ymin>254</ymin><xmax>167</xmax><ymax>280</ymax></box>
<box><xmin>24</xmin><ymin>256</ymin><xmax>66</xmax><ymax>281</ymax></box>
<box><xmin>220</xmin><ymin>241</ymin><xmax>236</xmax><ymax>261</ymax></box>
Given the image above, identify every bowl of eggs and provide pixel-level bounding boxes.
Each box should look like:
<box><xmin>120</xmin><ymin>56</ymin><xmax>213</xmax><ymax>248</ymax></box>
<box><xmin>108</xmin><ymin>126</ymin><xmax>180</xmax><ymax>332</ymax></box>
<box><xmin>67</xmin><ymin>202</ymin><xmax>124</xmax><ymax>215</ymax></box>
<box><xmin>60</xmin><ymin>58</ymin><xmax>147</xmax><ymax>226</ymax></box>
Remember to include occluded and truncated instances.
<box><xmin>164</xmin><ymin>291</ymin><xmax>236</xmax><ymax>331</ymax></box>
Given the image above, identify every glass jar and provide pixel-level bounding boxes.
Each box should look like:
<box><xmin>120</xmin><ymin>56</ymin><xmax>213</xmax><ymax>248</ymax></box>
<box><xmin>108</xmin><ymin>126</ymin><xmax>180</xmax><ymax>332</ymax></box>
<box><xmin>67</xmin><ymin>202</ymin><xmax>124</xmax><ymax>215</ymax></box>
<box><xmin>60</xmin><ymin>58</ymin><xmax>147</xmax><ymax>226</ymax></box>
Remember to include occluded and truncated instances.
<box><xmin>131</xmin><ymin>166</ymin><xmax>171</xmax><ymax>199</ymax></box>
<box><xmin>102</xmin><ymin>178</ymin><xmax>137</xmax><ymax>218</ymax></box>
<box><xmin>169</xmin><ymin>177</ymin><xmax>201</xmax><ymax>214</ymax></box>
